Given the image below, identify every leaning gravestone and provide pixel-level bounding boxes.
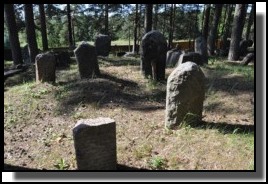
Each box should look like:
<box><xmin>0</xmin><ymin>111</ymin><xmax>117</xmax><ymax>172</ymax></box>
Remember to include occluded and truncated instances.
<box><xmin>194</xmin><ymin>36</ymin><xmax>208</xmax><ymax>64</ymax></box>
<box><xmin>95</xmin><ymin>34</ymin><xmax>111</xmax><ymax>57</ymax></box>
<box><xmin>73</xmin><ymin>118</ymin><xmax>117</xmax><ymax>170</ymax></box>
<box><xmin>141</xmin><ymin>30</ymin><xmax>167</xmax><ymax>81</ymax></box>
<box><xmin>165</xmin><ymin>61</ymin><xmax>206</xmax><ymax>129</ymax></box>
<box><xmin>35</xmin><ymin>52</ymin><xmax>56</xmax><ymax>83</ymax></box>
<box><xmin>177</xmin><ymin>52</ymin><xmax>203</xmax><ymax>66</ymax></box>
<box><xmin>74</xmin><ymin>42</ymin><xmax>100</xmax><ymax>79</ymax></box>
<box><xmin>166</xmin><ymin>49</ymin><xmax>182</xmax><ymax>67</ymax></box>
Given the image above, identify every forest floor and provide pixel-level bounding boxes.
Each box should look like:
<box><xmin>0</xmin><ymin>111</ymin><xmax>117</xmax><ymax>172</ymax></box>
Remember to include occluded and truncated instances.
<box><xmin>4</xmin><ymin>55</ymin><xmax>254</xmax><ymax>170</ymax></box>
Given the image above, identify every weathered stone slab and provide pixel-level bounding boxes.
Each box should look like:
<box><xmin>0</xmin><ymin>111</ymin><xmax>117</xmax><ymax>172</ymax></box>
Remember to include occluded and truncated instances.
<box><xmin>74</xmin><ymin>42</ymin><xmax>100</xmax><ymax>79</ymax></box>
<box><xmin>165</xmin><ymin>62</ymin><xmax>206</xmax><ymax>128</ymax></box>
<box><xmin>35</xmin><ymin>52</ymin><xmax>56</xmax><ymax>83</ymax></box>
<box><xmin>73</xmin><ymin>118</ymin><xmax>116</xmax><ymax>170</ymax></box>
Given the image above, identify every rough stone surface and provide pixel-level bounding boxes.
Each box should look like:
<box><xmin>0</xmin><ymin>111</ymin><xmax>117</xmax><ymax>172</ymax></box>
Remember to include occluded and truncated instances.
<box><xmin>177</xmin><ymin>52</ymin><xmax>203</xmax><ymax>66</ymax></box>
<box><xmin>141</xmin><ymin>30</ymin><xmax>167</xmax><ymax>81</ymax></box>
<box><xmin>73</xmin><ymin>118</ymin><xmax>116</xmax><ymax>170</ymax></box>
<box><xmin>95</xmin><ymin>34</ymin><xmax>111</xmax><ymax>57</ymax></box>
<box><xmin>35</xmin><ymin>52</ymin><xmax>56</xmax><ymax>83</ymax></box>
<box><xmin>194</xmin><ymin>36</ymin><xmax>208</xmax><ymax>64</ymax></box>
<box><xmin>166</xmin><ymin>49</ymin><xmax>182</xmax><ymax>67</ymax></box>
<box><xmin>241</xmin><ymin>53</ymin><xmax>254</xmax><ymax>66</ymax></box>
<box><xmin>165</xmin><ymin>61</ymin><xmax>206</xmax><ymax>128</ymax></box>
<box><xmin>74</xmin><ymin>42</ymin><xmax>100</xmax><ymax>79</ymax></box>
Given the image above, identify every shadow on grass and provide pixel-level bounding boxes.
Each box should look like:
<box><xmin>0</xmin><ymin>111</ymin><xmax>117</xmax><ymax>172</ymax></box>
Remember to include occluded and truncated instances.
<box><xmin>4</xmin><ymin>66</ymin><xmax>35</xmax><ymax>89</ymax></box>
<box><xmin>4</xmin><ymin>163</ymin><xmax>147</xmax><ymax>171</ymax></box>
<box><xmin>187</xmin><ymin>120</ymin><xmax>254</xmax><ymax>134</ymax></box>
<box><xmin>54</xmin><ymin>72</ymin><xmax>166</xmax><ymax>116</ymax></box>
<box><xmin>203</xmin><ymin>63</ymin><xmax>254</xmax><ymax>94</ymax></box>
<box><xmin>98</xmin><ymin>56</ymin><xmax>140</xmax><ymax>67</ymax></box>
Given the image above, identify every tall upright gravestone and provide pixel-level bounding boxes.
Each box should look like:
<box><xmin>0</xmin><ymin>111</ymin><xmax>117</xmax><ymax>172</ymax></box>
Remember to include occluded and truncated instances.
<box><xmin>194</xmin><ymin>36</ymin><xmax>208</xmax><ymax>64</ymax></box>
<box><xmin>95</xmin><ymin>34</ymin><xmax>111</xmax><ymax>57</ymax></box>
<box><xmin>74</xmin><ymin>42</ymin><xmax>100</xmax><ymax>79</ymax></box>
<box><xmin>141</xmin><ymin>30</ymin><xmax>167</xmax><ymax>81</ymax></box>
<box><xmin>35</xmin><ymin>52</ymin><xmax>56</xmax><ymax>83</ymax></box>
<box><xmin>165</xmin><ymin>62</ymin><xmax>206</xmax><ymax>129</ymax></box>
<box><xmin>73</xmin><ymin>118</ymin><xmax>117</xmax><ymax>170</ymax></box>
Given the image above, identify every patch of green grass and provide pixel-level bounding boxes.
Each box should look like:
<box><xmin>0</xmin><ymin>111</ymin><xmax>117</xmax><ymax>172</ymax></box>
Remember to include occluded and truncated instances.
<box><xmin>53</xmin><ymin>158</ymin><xmax>70</xmax><ymax>170</ymax></box>
<box><xmin>148</xmin><ymin>156</ymin><xmax>167</xmax><ymax>170</ymax></box>
<box><xmin>133</xmin><ymin>144</ymin><xmax>153</xmax><ymax>160</ymax></box>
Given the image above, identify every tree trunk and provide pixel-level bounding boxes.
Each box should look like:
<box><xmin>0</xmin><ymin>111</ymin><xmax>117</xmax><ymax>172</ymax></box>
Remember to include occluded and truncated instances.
<box><xmin>221</xmin><ymin>4</ymin><xmax>234</xmax><ymax>52</ymax></box>
<box><xmin>245</xmin><ymin>4</ymin><xmax>254</xmax><ymax>40</ymax></box>
<box><xmin>67</xmin><ymin>4</ymin><xmax>73</xmax><ymax>48</ymax></box>
<box><xmin>202</xmin><ymin>4</ymin><xmax>211</xmax><ymax>40</ymax></box>
<box><xmin>207</xmin><ymin>4</ymin><xmax>223</xmax><ymax>56</ymax></box>
<box><xmin>104</xmin><ymin>4</ymin><xmax>109</xmax><ymax>35</ymax></box>
<box><xmin>220</xmin><ymin>4</ymin><xmax>228</xmax><ymax>37</ymax></box>
<box><xmin>39</xmin><ymin>4</ymin><xmax>48</xmax><ymax>51</ymax></box>
<box><xmin>201</xmin><ymin>5</ymin><xmax>206</xmax><ymax>35</ymax></box>
<box><xmin>133</xmin><ymin>4</ymin><xmax>138</xmax><ymax>53</ymax></box>
<box><xmin>163</xmin><ymin>4</ymin><xmax>167</xmax><ymax>36</ymax></box>
<box><xmin>4</xmin><ymin>4</ymin><xmax>23</xmax><ymax>65</ymax></box>
<box><xmin>144</xmin><ymin>4</ymin><xmax>153</xmax><ymax>34</ymax></box>
<box><xmin>228</xmin><ymin>4</ymin><xmax>247</xmax><ymax>61</ymax></box>
<box><xmin>25</xmin><ymin>4</ymin><xmax>39</xmax><ymax>63</ymax></box>
<box><xmin>153</xmin><ymin>4</ymin><xmax>158</xmax><ymax>30</ymax></box>
<box><xmin>168</xmin><ymin>4</ymin><xmax>174</xmax><ymax>49</ymax></box>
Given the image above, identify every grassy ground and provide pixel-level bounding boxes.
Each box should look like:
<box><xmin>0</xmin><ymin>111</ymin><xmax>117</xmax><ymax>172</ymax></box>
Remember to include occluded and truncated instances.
<box><xmin>4</xmin><ymin>56</ymin><xmax>254</xmax><ymax>170</ymax></box>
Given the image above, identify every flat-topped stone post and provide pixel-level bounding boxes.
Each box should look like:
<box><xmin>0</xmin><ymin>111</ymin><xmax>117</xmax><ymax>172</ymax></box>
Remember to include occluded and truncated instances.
<box><xmin>73</xmin><ymin>118</ymin><xmax>116</xmax><ymax>170</ymax></box>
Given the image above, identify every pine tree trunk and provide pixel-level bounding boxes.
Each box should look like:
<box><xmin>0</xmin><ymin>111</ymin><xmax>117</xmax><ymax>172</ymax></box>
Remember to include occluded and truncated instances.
<box><xmin>67</xmin><ymin>4</ymin><xmax>73</xmax><ymax>48</ymax></box>
<box><xmin>207</xmin><ymin>4</ymin><xmax>223</xmax><ymax>56</ymax></box>
<box><xmin>221</xmin><ymin>4</ymin><xmax>234</xmax><ymax>52</ymax></box>
<box><xmin>144</xmin><ymin>4</ymin><xmax>153</xmax><ymax>34</ymax></box>
<box><xmin>25</xmin><ymin>4</ymin><xmax>39</xmax><ymax>63</ymax></box>
<box><xmin>245</xmin><ymin>4</ymin><xmax>254</xmax><ymax>40</ymax></box>
<box><xmin>168</xmin><ymin>4</ymin><xmax>174</xmax><ymax>49</ymax></box>
<box><xmin>133</xmin><ymin>4</ymin><xmax>139</xmax><ymax>53</ymax></box>
<box><xmin>4</xmin><ymin>4</ymin><xmax>23</xmax><ymax>65</ymax></box>
<box><xmin>202</xmin><ymin>4</ymin><xmax>211</xmax><ymax>40</ymax></box>
<box><xmin>39</xmin><ymin>4</ymin><xmax>48</xmax><ymax>51</ymax></box>
<box><xmin>104</xmin><ymin>4</ymin><xmax>109</xmax><ymax>35</ymax></box>
<box><xmin>228</xmin><ymin>4</ymin><xmax>247</xmax><ymax>61</ymax></box>
<box><xmin>153</xmin><ymin>4</ymin><xmax>158</xmax><ymax>30</ymax></box>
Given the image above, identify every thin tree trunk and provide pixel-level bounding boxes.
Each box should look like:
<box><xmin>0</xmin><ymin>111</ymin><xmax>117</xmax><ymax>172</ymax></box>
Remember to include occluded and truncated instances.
<box><xmin>25</xmin><ymin>4</ymin><xmax>39</xmax><ymax>63</ymax></box>
<box><xmin>202</xmin><ymin>4</ymin><xmax>211</xmax><ymax>40</ymax></box>
<box><xmin>168</xmin><ymin>4</ymin><xmax>174</xmax><ymax>49</ymax></box>
<box><xmin>221</xmin><ymin>4</ymin><xmax>234</xmax><ymax>51</ymax></box>
<box><xmin>133</xmin><ymin>4</ymin><xmax>138</xmax><ymax>53</ymax></box>
<box><xmin>72</xmin><ymin>15</ymin><xmax>75</xmax><ymax>46</ymax></box>
<box><xmin>153</xmin><ymin>4</ymin><xmax>158</xmax><ymax>30</ymax></box>
<box><xmin>207</xmin><ymin>4</ymin><xmax>223</xmax><ymax>56</ymax></box>
<box><xmin>144</xmin><ymin>4</ymin><xmax>153</xmax><ymax>34</ymax></box>
<box><xmin>220</xmin><ymin>4</ymin><xmax>228</xmax><ymax>37</ymax></box>
<box><xmin>39</xmin><ymin>4</ymin><xmax>48</xmax><ymax>51</ymax></box>
<box><xmin>104</xmin><ymin>4</ymin><xmax>109</xmax><ymax>35</ymax></box>
<box><xmin>67</xmin><ymin>4</ymin><xmax>73</xmax><ymax>48</ymax></box>
<box><xmin>201</xmin><ymin>5</ymin><xmax>206</xmax><ymax>35</ymax></box>
<box><xmin>4</xmin><ymin>4</ymin><xmax>23</xmax><ymax>65</ymax></box>
<box><xmin>163</xmin><ymin>4</ymin><xmax>167</xmax><ymax>36</ymax></box>
<box><xmin>228</xmin><ymin>4</ymin><xmax>247</xmax><ymax>61</ymax></box>
<box><xmin>245</xmin><ymin>4</ymin><xmax>254</xmax><ymax>40</ymax></box>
